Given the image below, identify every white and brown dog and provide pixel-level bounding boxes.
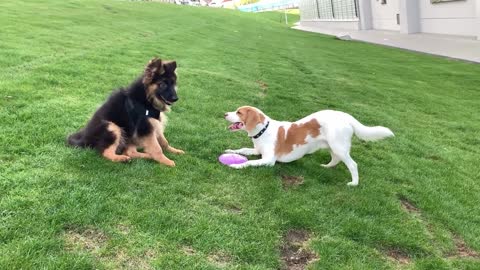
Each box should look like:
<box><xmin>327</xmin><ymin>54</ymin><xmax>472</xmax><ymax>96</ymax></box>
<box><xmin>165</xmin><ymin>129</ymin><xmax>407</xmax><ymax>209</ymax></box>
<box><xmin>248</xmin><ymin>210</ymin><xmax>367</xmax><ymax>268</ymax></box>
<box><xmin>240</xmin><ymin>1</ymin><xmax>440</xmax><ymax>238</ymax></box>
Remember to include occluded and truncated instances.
<box><xmin>224</xmin><ymin>106</ymin><xmax>394</xmax><ymax>186</ymax></box>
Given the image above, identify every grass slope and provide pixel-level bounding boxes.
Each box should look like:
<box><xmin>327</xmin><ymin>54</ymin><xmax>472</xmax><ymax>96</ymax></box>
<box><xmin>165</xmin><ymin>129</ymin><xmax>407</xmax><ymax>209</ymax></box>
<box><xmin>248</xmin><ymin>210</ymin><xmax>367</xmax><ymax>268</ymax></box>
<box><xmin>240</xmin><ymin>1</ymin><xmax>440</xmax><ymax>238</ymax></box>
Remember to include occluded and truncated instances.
<box><xmin>1</xmin><ymin>0</ymin><xmax>479</xmax><ymax>269</ymax></box>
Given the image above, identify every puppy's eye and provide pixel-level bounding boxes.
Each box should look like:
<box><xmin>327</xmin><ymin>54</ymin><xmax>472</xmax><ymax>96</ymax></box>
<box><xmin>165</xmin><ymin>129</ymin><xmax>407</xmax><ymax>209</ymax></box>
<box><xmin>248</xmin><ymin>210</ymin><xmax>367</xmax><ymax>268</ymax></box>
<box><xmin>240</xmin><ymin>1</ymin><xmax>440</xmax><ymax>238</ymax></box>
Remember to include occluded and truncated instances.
<box><xmin>236</xmin><ymin>111</ymin><xmax>241</xmax><ymax>115</ymax></box>
<box><xmin>157</xmin><ymin>81</ymin><xmax>167</xmax><ymax>89</ymax></box>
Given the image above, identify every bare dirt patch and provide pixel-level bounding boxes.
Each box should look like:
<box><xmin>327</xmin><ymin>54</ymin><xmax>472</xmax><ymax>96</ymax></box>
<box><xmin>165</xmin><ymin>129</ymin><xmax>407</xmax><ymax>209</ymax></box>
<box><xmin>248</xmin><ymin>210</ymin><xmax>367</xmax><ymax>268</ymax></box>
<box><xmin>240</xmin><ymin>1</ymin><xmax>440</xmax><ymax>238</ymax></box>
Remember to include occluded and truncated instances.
<box><xmin>280</xmin><ymin>229</ymin><xmax>318</xmax><ymax>270</ymax></box>
<box><xmin>400</xmin><ymin>197</ymin><xmax>420</xmax><ymax>214</ymax></box>
<box><xmin>113</xmin><ymin>249</ymin><xmax>155</xmax><ymax>270</ymax></box>
<box><xmin>385</xmin><ymin>248</ymin><xmax>411</xmax><ymax>265</ymax></box>
<box><xmin>225</xmin><ymin>204</ymin><xmax>243</xmax><ymax>214</ymax></box>
<box><xmin>448</xmin><ymin>235</ymin><xmax>479</xmax><ymax>259</ymax></box>
<box><xmin>208</xmin><ymin>251</ymin><xmax>232</xmax><ymax>268</ymax></box>
<box><xmin>256</xmin><ymin>80</ymin><xmax>268</xmax><ymax>97</ymax></box>
<box><xmin>281</xmin><ymin>175</ymin><xmax>304</xmax><ymax>190</ymax></box>
<box><xmin>64</xmin><ymin>227</ymin><xmax>108</xmax><ymax>253</ymax></box>
<box><xmin>182</xmin><ymin>246</ymin><xmax>197</xmax><ymax>256</ymax></box>
<box><xmin>117</xmin><ymin>224</ymin><xmax>131</xmax><ymax>235</ymax></box>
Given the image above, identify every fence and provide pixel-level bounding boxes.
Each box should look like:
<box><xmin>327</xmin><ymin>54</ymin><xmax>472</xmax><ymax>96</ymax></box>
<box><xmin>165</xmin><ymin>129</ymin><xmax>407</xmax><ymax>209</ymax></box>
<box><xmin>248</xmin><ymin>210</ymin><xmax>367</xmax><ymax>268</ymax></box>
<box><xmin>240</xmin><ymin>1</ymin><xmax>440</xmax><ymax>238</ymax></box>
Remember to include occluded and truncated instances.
<box><xmin>299</xmin><ymin>0</ymin><xmax>358</xmax><ymax>20</ymax></box>
<box><xmin>237</xmin><ymin>0</ymin><xmax>298</xmax><ymax>12</ymax></box>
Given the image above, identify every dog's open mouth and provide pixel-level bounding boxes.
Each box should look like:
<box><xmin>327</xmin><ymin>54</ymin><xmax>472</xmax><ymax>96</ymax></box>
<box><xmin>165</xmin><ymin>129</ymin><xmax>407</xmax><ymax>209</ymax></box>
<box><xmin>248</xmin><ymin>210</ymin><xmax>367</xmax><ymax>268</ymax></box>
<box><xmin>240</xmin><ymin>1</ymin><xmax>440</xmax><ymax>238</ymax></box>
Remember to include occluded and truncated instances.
<box><xmin>229</xmin><ymin>122</ymin><xmax>244</xmax><ymax>131</ymax></box>
<box><xmin>160</xmin><ymin>96</ymin><xmax>173</xmax><ymax>106</ymax></box>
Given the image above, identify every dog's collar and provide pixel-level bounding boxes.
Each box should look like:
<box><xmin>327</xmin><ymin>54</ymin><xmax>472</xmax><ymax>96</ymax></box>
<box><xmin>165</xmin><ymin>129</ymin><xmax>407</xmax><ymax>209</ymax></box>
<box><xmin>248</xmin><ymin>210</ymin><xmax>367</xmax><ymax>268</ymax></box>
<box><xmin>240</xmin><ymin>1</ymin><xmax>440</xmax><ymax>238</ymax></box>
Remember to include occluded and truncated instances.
<box><xmin>125</xmin><ymin>97</ymin><xmax>160</xmax><ymax>124</ymax></box>
<box><xmin>250</xmin><ymin>121</ymin><xmax>270</xmax><ymax>139</ymax></box>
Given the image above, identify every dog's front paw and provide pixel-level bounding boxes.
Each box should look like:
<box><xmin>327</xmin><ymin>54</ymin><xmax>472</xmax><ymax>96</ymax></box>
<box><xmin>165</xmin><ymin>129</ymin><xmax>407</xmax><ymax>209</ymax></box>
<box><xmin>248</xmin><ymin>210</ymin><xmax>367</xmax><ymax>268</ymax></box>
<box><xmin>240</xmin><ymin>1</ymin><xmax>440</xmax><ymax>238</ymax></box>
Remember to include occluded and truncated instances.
<box><xmin>347</xmin><ymin>181</ymin><xmax>358</xmax><ymax>186</ymax></box>
<box><xmin>169</xmin><ymin>147</ymin><xmax>185</xmax><ymax>155</ymax></box>
<box><xmin>225</xmin><ymin>149</ymin><xmax>236</xmax><ymax>154</ymax></box>
<box><xmin>229</xmin><ymin>163</ymin><xmax>244</xmax><ymax>169</ymax></box>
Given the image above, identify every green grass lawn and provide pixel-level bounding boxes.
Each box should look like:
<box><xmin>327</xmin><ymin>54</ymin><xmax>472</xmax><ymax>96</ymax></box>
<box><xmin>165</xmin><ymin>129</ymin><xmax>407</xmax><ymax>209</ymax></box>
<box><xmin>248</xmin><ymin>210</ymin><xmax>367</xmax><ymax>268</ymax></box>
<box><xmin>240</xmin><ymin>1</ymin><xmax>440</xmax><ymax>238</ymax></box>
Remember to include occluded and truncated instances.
<box><xmin>1</xmin><ymin>0</ymin><xmax>480</xmax><ymax>269</ymax></box>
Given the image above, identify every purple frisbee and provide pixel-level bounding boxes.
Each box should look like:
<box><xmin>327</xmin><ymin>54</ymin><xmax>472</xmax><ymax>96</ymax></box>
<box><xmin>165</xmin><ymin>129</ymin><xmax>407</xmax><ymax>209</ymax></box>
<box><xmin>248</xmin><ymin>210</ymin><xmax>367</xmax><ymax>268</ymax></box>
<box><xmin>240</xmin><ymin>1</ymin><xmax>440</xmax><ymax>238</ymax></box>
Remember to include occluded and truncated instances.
<box><xmin>218</xmin><ymin>153</ymin><xmax>248</xmax><ymax>165</ymax></box>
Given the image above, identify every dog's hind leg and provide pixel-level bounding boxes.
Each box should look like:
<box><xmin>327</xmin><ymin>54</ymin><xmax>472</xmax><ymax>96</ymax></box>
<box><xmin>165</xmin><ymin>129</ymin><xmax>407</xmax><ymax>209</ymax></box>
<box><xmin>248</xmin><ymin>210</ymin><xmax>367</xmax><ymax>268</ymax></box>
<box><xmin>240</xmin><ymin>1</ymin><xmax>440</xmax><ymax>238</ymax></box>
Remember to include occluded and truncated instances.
<box><xmin>321</xmin><ymin>151</ymin><xmax>341</xmax><ymax>168</ymax></box>
<box><xmin>329</xmin><ymin>140</ymin><xmax>359</xmax><ymax>186</ymax></box>
<box><xmin>101</xmin><ymin>122</ymin><xmax>131</xmax><ymax>163</ymax></box>
<box><xmin>341</xmin><ymin>154</ymin><xmax>358</xmax><ymax>186</ymax></box>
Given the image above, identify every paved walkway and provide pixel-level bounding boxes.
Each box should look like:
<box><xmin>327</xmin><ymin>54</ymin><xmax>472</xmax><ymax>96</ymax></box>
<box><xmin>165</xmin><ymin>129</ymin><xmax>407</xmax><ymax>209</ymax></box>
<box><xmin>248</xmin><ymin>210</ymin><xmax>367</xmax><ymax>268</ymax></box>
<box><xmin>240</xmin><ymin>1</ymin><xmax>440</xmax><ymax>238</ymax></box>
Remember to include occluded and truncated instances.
<box><xmin>292</xmin><ymin>25</ymin><xmax>480</xmax><ymax>63</ymax></box>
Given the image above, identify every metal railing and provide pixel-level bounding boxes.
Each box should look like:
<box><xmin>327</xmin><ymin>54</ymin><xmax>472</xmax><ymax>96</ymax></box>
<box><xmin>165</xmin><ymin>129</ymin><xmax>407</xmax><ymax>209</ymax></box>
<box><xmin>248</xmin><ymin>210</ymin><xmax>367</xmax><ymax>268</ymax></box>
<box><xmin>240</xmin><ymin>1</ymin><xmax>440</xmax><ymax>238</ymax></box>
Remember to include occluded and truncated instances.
<box><xmin>299</xmin><ymin>0</ymin><xmax>358</xmax><ymax>21</ymax></box>
<box><xmin>238</xmin><ymin>0</ymin><xmax>299</xmax><ymax>12</ymax></box>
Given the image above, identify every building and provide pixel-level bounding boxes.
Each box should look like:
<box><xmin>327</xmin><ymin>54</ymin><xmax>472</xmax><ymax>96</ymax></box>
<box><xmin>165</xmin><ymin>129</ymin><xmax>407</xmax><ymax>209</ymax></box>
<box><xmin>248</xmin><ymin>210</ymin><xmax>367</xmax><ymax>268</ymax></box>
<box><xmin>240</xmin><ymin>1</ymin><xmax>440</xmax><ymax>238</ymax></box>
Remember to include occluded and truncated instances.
<box><xmin>298</xmin><ymin>0</ymin><xmax>480</xmax><ymax>40</ymax></box>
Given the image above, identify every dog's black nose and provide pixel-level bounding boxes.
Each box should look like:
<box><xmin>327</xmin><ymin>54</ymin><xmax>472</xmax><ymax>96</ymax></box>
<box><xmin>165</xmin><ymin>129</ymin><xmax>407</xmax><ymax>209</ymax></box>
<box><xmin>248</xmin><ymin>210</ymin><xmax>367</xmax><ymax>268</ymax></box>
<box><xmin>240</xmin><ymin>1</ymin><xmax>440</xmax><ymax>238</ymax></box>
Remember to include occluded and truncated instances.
<box><xmin>224</xmin><ymin>113</ymin><xmax>228</xmax><ymax>118</ymax></box>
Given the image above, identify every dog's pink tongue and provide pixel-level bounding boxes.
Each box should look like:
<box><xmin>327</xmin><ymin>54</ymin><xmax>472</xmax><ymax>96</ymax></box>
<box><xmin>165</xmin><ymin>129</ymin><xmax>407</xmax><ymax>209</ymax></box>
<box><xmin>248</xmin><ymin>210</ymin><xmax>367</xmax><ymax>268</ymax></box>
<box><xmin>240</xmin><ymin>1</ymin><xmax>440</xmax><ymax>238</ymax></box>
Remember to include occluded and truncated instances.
<box><xmin>228</xmin><ymin>122</ymin><xmax>243</xmax><ymax>131</ymax></box>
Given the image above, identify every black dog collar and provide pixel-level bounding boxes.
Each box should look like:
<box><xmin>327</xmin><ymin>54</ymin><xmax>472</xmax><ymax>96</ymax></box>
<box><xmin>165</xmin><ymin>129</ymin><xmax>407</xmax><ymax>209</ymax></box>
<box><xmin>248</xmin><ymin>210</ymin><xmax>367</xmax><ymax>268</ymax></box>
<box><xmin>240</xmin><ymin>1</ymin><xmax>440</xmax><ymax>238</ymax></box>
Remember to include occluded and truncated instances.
<box><xmin>250</xmin><ymin>121</ymin><xmax>270</xmax><ymax>139</ymax></box>
<box><xmin>125</xmin><ymin>97</ymin><xmax>160</xmax><ymax>125</ymax></box>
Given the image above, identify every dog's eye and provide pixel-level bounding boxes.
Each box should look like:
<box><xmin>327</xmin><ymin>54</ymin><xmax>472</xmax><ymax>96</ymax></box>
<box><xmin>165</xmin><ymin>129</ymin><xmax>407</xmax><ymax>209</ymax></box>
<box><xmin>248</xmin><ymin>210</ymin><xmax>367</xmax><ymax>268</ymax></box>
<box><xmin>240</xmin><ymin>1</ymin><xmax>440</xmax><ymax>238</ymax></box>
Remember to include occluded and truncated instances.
<box><xmin>236</xmin><ymin>111</ymin><xmax>241</xmax><ymax>115</ymax></box>
<box><xmin>157</xmin><ymin>81</ymin><xmax>167</xmax><ymax>89</ymax></box>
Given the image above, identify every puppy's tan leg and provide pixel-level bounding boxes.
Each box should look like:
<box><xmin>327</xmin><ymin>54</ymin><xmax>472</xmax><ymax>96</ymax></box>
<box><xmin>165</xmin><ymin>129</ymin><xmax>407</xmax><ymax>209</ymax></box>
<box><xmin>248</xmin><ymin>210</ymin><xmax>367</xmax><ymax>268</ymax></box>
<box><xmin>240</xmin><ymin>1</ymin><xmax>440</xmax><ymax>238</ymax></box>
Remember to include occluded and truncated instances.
<box><xmin>102</xmin><ymin>122</ymin><xmax>131</xmax><ymax>162</ymax></box>
<box><xmin>139</xmin><ymin>132</ymin><xmax>175</xmax><ymax>167</ymax></box>
<box><xmin>124</xmin><ymin>145</ymin><xmax>151</xmax><ymax>159</ymax></box>
<box><xmin>158</xmin><ymin>132</ymin><xmax>185</xmax><ymax>154</ymax></box>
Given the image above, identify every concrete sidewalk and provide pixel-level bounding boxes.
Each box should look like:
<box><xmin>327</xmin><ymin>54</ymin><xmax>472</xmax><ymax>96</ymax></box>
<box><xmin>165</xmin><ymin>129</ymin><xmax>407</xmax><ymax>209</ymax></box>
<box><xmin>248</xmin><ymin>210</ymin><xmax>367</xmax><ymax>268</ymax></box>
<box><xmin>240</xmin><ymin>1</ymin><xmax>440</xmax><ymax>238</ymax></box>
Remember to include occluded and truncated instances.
<box><xmin>292</xmin><ymin>25</ymin><xmax>480</xmax><ymax>63</ymax></box>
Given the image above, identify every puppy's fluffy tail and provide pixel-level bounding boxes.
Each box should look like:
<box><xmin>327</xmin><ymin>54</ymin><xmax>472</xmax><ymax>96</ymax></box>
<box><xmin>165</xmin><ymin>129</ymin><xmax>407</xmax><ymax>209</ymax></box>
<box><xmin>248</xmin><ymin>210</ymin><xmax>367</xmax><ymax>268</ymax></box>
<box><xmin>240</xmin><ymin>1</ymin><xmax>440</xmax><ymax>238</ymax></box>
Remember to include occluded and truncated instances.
<box><xmin>67</xmin><ymin>130</ymin><xmax>86</xmax><ymax>148</ymax></box>
<box><xmin>349</xmin><ymin>116</ymin><xmax>394</xmax><ymax>142</ymax></box>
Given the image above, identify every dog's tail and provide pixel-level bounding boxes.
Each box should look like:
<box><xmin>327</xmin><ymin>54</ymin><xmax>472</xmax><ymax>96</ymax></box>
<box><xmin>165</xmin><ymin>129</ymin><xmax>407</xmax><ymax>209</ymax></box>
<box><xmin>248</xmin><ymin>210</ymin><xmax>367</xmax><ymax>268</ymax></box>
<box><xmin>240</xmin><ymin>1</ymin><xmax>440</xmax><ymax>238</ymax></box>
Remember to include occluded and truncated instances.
<box><xmin>67</xmin><ymin>130</ymin><xmax>86</xmax><ymax>148</ymax></box>
<box><xmin>349</xmin><ymin>116</ymin><xmax>394</xmax><ymax>142</ymax></box>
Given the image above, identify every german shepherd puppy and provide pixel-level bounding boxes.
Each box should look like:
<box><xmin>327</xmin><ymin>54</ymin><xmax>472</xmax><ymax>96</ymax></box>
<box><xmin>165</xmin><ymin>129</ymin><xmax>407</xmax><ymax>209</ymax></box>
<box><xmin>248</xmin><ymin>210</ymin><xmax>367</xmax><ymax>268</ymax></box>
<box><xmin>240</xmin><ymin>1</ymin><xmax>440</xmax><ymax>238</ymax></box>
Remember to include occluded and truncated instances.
<box><xmin>67</xmin><ymin>58</ymin><xmax>184</xmax><ymax>166</ymax></box>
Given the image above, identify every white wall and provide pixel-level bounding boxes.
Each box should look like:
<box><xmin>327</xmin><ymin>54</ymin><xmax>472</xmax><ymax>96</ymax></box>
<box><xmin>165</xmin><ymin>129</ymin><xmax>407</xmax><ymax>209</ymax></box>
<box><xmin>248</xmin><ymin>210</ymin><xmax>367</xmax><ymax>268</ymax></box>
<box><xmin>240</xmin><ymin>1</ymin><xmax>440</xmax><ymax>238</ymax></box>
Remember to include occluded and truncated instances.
<box><xmin>370</xmin><ymin>0</ymin><xmax>400</xmax><ymax>31</ymax></box>
<box><xmin>419</xmin><ymin>0</ymin><xmax>477</xmax><ymax>37</ymax></box>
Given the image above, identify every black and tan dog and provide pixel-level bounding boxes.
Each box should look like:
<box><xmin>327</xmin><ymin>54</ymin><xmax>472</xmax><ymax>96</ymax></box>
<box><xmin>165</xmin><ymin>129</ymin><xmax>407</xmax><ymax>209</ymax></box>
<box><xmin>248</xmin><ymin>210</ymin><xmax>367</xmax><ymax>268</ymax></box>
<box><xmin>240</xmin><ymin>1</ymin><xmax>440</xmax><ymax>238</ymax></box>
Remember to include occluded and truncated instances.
<box><xmin>67</xmin><ymin>57</ymin><xmax>184</xmax><ymax>166</ymax></box>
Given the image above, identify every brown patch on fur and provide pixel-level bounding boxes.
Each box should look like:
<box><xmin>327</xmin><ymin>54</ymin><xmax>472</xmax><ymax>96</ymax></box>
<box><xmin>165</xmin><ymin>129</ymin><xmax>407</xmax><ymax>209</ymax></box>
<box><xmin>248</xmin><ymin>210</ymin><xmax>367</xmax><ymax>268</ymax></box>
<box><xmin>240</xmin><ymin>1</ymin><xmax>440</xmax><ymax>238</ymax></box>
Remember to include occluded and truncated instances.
<box><xmin>102</xmin><ymin>122</ymin><xmax>131</xmax><ymax>162</ymax></box>
<box><xmin>237</xmin><ymin>106</ymin><xmax>266</xmax><ymax>132</ymax></box>
<box><xmin>146</xmin><ymin>84</ymin><xmax>166</xmax><ymax>111</ymax></box>
<box><xmin>275</xmin><ymin>119</ymin><xmax>321</xmax><ymax>157</ymax></box>
<box><xmin>64</xmin><ymin>227</ymin><xmax>108</xmax><ymax>253</ymax></box>
<box><xmin>280</xmin><ymin>229</ymin><xmax>318</xmax><ymax>270</ymax></box>
<box><xmin>385</xmin><ymin>248</ymin><xmax>411</xmax><ymax>265</ymax></box>
<box><xmin>281</xmin><ymin>175</ymin><xmax>304</xmax><ymax>189</ymax></box>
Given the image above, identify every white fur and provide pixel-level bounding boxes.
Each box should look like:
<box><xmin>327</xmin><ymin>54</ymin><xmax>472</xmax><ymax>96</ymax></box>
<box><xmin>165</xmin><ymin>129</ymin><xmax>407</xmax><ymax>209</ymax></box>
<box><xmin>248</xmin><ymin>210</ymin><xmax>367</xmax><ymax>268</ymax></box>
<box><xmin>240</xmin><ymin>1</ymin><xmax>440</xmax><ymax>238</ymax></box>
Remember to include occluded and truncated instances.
<box><xmin>225</xmin><ymin>108</ymin><xmax>394</xmax><ymax>186</ymax></box>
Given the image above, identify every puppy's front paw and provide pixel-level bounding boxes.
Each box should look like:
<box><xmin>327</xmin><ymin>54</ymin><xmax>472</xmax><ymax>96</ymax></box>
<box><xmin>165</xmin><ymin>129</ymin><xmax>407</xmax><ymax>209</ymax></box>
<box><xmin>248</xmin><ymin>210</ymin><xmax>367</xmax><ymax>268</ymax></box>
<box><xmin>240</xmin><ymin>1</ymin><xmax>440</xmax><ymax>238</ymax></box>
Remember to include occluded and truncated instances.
<box><xmin>169</xmin><ymin>147</ymin><xmax>185</xmax><ymax>155</ymax></box>
<box><xmin>225</xmin><ymin>149</ymin><xmax>236</xmax><ymax>154</ymax></box>
<box><xmin>347</xmin><ymin>181</ymin><xmax>358</xmax><ymax>186</ymax></box>
<box><xmin>229</xmin><ymin>163</ymin><xmax>244</xmax><ymax>169</ymax></box>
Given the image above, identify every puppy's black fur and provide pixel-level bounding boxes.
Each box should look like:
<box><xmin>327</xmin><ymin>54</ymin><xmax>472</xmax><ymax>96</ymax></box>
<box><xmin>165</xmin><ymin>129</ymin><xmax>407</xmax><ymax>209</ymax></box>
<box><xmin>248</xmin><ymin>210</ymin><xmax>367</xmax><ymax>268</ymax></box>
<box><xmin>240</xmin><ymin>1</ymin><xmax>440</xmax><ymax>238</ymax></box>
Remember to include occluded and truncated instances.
<box><xmin>67</xmin><ymin>58</ymin><xmax>178</xmax><ymax>156</ymax></box>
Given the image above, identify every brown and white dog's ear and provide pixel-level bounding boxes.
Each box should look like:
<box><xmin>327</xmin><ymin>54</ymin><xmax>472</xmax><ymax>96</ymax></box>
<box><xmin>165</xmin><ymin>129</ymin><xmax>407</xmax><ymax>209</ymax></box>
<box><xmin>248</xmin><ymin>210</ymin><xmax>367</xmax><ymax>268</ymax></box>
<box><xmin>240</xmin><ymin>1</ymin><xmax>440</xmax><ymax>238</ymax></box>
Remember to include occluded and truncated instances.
<box><xmin>162</xmin><ymin>61</ymin><xmax>177</xmax><ymax>73</ymax></box>
<box><xmin>143</xmin><ymin>57</ymin><xmax>163</xmax><ymax>85</ymax></box>
<box><xmin>239</xmin><ymin>107</ymin><xmax>265</xmax><ymax>131</ymax></box>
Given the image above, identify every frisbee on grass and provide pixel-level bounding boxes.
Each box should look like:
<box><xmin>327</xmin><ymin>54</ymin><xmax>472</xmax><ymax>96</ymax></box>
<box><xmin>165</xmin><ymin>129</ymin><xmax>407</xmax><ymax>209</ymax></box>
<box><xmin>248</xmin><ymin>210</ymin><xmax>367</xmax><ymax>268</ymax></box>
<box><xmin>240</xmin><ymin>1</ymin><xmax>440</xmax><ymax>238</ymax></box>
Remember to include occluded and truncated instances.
<box><xmin>218</xmin><ymin>153</ymin><xmax>248</xmax><ymax>165</ymax></box>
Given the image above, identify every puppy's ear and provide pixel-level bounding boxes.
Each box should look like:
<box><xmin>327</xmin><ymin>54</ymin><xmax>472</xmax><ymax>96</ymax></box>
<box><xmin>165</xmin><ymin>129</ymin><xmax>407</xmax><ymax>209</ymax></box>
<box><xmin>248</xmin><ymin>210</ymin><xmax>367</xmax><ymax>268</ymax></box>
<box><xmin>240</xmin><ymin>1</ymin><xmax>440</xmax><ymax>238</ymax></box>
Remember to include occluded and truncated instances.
<box><xmin>162</xmin><ymin>61</ymin><xmax>177</xmax><ymax>73</ymax></box>
<box><xmin>143</xmin><ymin>57</ymin><xmax>163</xmax><ymax>85</ymax></box>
